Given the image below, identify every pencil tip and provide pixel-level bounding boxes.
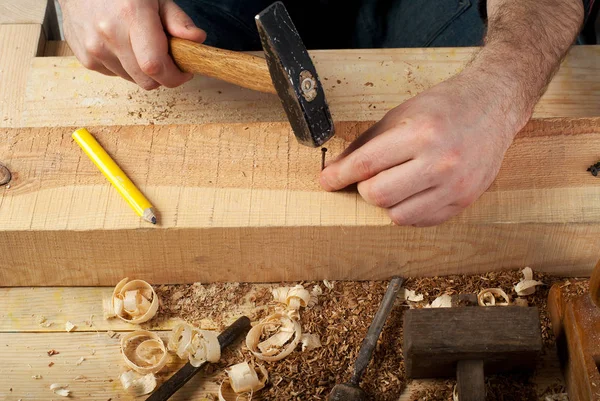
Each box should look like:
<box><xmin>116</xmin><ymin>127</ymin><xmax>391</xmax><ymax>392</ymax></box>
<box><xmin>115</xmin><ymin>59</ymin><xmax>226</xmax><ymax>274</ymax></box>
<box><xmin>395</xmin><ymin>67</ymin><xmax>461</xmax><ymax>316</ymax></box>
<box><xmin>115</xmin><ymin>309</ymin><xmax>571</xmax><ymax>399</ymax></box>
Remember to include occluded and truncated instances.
<box><xmin>151</xmin><ymin>217</ymin><xmax>157</xmax><ymax>224</ymax></box>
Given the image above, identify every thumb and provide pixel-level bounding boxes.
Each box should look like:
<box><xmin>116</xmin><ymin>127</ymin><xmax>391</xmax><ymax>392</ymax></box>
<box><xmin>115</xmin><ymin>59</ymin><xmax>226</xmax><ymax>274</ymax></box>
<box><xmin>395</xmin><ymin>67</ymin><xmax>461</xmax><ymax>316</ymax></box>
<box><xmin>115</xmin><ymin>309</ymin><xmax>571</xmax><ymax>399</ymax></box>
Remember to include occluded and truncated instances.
<box><xmin>159</xmin><ymin>0</ymin><xmax>207</xmax><ymax>43</ymax></box>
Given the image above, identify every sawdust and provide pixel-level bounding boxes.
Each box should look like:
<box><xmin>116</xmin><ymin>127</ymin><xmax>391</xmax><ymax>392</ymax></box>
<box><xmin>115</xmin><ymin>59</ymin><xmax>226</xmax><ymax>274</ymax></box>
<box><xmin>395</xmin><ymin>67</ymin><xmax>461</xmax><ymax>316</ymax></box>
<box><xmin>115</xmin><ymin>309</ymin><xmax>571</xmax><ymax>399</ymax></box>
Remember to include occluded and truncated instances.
<box><xmin>154</xmin><ymin>270</ymin><xmax>585</xmax><ymax>400</ymax></box>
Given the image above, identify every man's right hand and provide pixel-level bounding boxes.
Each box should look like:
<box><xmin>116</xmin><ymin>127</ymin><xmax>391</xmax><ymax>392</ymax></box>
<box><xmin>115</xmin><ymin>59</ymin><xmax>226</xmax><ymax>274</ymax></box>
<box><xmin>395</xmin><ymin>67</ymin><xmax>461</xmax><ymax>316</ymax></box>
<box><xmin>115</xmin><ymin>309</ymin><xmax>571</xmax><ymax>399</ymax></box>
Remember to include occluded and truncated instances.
<box><xmin>59</xmin><ymin>0</ymin><xmax>207</xmax><ymax>90</ymax></box>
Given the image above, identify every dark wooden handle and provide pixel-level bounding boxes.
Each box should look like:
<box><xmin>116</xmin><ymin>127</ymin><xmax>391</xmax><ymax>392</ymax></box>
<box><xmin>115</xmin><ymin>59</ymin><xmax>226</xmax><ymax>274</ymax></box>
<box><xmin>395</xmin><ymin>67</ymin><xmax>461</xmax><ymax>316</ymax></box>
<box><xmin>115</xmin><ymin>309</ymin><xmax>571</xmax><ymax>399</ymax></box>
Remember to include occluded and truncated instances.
<box><xmin>169</xmin><ymin>37</ymin><xmax>276</xmax><ymax>94</ymax></box>
<box><xmin>456</xmin><ymin>360</ymin><xmax>485</xmax><ymax>401</ymax></box>
<box><xmin>591</xmin><ymin>259</ymin><xmax>600</xmax><ymax>308</ymax></box>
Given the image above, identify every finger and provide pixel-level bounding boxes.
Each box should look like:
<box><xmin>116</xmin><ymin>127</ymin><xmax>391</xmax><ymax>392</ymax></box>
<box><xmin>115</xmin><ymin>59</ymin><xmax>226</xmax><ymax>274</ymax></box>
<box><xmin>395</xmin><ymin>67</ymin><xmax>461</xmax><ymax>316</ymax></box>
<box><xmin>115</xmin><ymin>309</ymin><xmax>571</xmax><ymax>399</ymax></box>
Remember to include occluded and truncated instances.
<box><xmin>101</xmin><ymin>54</ymin><xmax>134</xmax><ymax>82</ymax></box>
<box><xmin>160</xmin><ymin>0</ymin><xmax>207</xmax><ymax>43</ymax></box>
<box><xmin>387</xmin><ymin>187</ymin><xmax>449</xmax><ymax>226</ymax></box>
<box><xmin>357</xmin><ymin>160</ymin><xmax>436</xmax><ymax>208</ymax></box>
<box><xmin>129</xmin><ymin>6</ymin><xmax>193</xmax><ymax>88</ymax></box>
<box><xmin>116</xmin><ymin>45</ymin><xmax>160</xmax><ymax>90</ymax></box>
<box><xmin>320</xmin><ymin>126</ymin><xmax>415</xmax><ymax>192</ymax></box>
<box><xmin>411</xmin><ymin>205</ymin><xmax>463</xmax><ymax>227</ymax></box>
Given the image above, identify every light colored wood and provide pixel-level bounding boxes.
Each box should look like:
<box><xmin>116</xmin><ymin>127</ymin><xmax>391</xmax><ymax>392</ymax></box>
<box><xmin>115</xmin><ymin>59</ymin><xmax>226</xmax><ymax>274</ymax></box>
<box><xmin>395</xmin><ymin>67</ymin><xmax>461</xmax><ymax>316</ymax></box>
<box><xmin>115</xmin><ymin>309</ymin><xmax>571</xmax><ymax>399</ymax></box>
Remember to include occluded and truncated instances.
<box><xmin>0</xmin><ymin>286</ymin><xmax>270</xmax><ymax>333</ymax></box>
<box><xmin>43</xmin><ymin>40</ymin><xmax>73</xmax><ymax>57</ymax></box>
<box><xmin>0</xmin><ymin>118</ymin><xmax>599</xmax><ymax>285</ymax></box>
<box><xmin>170</xmin><ymin>38</ymin><xmax>276</xmax><ymax>94</ymax></box>
<box><xmin>21</xmin><ymin>45</ymin><xmax>600</xmax><ymax>127</ymax></box>
<box><xmin>0</xmin><ymin>287</ymin><xmax>565</xmax><ymax>400</ymax></box>
<box><xmin>0</xmin><ymin>24</ymin><xmax>44</xmax><ymax>128</ymax></box>
<box><xmin>0</xmin><ymin>0</ymin><xmax>59</xmax><ymax>40</ymax></box>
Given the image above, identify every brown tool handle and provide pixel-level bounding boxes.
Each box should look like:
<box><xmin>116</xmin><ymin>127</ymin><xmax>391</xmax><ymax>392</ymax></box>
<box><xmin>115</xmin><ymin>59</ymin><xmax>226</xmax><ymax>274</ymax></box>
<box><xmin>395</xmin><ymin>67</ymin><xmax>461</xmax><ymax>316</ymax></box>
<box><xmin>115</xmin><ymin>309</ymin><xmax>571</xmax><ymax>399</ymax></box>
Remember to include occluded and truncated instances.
<box><xmin>591</xmin><ymin>259</ymin><xmax>600</xmax><ymax>308</ymax></box>
<box><xmin>169</xmin><ymin>37</ymin><xmax>276</xmax><ymax>94</ymax></box>
<box><xmin>456</xmin><ymin>360</ymin><xmax>485</xmax><ymax>401</ymax></box>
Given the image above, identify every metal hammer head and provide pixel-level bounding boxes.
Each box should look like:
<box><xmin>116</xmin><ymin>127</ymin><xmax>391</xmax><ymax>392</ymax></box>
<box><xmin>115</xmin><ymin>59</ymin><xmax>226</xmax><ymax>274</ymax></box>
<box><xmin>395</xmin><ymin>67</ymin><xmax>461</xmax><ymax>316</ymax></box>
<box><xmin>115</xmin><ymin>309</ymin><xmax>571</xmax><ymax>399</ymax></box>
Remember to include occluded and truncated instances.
<box><xmin>255</xmin><ymin>2</ymin><xmax>334</xmax><ymax>147</ymax></box>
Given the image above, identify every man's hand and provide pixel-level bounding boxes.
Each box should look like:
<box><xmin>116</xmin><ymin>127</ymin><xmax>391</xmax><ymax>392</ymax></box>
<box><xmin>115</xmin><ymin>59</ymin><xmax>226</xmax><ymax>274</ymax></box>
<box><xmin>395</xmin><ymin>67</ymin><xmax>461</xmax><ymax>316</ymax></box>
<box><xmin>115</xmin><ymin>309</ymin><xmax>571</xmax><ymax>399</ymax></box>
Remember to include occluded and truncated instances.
<box><xmin>320</xmin><ymin>72</ymin><xmax>519</xmax><ymax>226</ymax></box>
<box><xmin>59</xmin><ymin>0</ymin><xmax>207</xmax><ymax>90</ymax></box>
<box><xmin>321</xmin><ymin>0</ymin><xmax>584</xmax><ymax>226</ymax></box>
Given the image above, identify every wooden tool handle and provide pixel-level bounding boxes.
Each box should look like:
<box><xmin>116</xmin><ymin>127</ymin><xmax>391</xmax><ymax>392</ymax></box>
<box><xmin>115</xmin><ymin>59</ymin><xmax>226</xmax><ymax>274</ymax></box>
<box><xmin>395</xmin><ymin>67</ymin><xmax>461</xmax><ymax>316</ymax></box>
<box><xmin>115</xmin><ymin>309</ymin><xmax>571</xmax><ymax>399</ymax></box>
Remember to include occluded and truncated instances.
<box><xmin>591</xmin><ymin>259</ymin><xmax>600</xmax><ymax>308</ymax></box>
<box><xmin>456</xmin><ymin>360</ymin><xmax>485</xmax><ymax>401</ymax></box>
<box><xmin>169</xmin><ymin>37</ymin><xmax>276</xmax><ymax>94</ymax></box>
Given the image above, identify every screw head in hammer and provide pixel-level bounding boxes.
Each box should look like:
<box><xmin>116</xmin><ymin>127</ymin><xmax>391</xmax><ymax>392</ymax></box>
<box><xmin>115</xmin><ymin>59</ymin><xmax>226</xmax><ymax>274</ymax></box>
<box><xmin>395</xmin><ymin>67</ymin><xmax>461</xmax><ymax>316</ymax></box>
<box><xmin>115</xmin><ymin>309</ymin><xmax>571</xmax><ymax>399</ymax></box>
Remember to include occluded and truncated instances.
<box><xmin>255</xmin><ymin>2</ymin><xmax>335</xmax><ymax>147</ymax></box>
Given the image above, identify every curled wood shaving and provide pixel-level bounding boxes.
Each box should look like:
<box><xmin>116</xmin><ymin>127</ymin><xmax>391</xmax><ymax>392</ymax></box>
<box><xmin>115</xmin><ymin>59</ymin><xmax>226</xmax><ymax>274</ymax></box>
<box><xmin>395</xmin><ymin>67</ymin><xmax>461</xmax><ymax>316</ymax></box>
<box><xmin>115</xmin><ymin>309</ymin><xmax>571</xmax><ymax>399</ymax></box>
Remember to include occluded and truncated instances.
<box><xmin>50</xmin><ymin>384</ymin><xmax>70</xmax><ymax>397</ymax></box>
<box><xmin>514</xmin><ymin>267</ymin><xmax>544</xmax><ymax>296</ymax></box>
<box><xmin>75</xmin><ymin>357</ymin><xmax>85</xmax><ymax>366</ymax></box>
<box><xmin>426</xmin><ymin>294</ymin><xmax>452</xmax><ymax>308</ymax></box>
<box><xmin>478</xmin><ymin>288</ymin><xmax>511</xmax><ymax>306</ymax></box>
<box><xmin>453</xmin><ymin>384</ymin><xmax>458</xmax><ymax>401</ymax></box>
<box><xmin>218</xmin><ymin>362</ymin><xmax>268</xmax><ymax>401</ymax></box>
<box><xmin>120</xmin><ymin>330</ymin><xmax>168</xmax><ymax>375</ymax></box>
<box><xmin>65</xmin><ymin>321</ymin><xmax>76</xmax><ymax>332</ymax></box>
<box><xmin>246</xmin><ymin>312</ymin><xmax>302</xmax><ymax>362</ymax></box>
<box><xmin>168</xmin><ymin>323</ymin><xmax>221</xmax><ymax>367</ymax></box>
<box><xmin>402</xmin><ymin>289</ymin><xmax>424</xmax><ymax>302</ymax></box>
<box><xmin>300</xmin><ymin>333</ymin><xmax>322</xmax><ymax>351</ymax></box>
<box><xmin>308</xmin><ymin>285</ymin><xmax>323</xmax><ymax>307</ymax></box>
<box><xmin>272</xmin><ymin>285</ymin><xmax>311</xmax><ymax>310</ymax></box>
<box><xmin>323</xmin><ymin>280</ymin><xmax>335</xmax><ymax>290</ymax></box>
<box><xmin>106</xmin><ymin>278</ymin><xmax>159</xmax><ymax>324</ymax></box>
<box><xmin>119</xmin><ymin>370</ymin><xmax>157</xmax><ymax>396</ymax></box>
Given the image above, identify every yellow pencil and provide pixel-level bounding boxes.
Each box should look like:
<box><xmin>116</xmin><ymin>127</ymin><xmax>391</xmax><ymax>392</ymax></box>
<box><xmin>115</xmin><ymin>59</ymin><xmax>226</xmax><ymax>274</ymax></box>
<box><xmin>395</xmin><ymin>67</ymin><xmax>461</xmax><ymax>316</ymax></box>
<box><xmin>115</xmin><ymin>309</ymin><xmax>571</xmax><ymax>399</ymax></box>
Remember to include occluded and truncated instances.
<box><xmin>72</xmin><ymin>128</ymin><xmax>157</xmax><ymax>224</ymax></box>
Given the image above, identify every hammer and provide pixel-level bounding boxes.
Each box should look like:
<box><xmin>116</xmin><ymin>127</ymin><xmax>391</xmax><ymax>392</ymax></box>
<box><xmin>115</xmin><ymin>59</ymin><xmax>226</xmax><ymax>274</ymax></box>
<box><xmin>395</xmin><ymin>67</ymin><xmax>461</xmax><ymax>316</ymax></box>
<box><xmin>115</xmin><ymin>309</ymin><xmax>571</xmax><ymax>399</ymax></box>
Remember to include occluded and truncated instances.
<box><xmin>403</xmin><ymin>305</ymin><xmax>542</xmax><ymax>400</ymax></box>
<box><xmin>168</xmin><ymin>2</ymin><xmax>334</xmax><ymax>148</ymax></box>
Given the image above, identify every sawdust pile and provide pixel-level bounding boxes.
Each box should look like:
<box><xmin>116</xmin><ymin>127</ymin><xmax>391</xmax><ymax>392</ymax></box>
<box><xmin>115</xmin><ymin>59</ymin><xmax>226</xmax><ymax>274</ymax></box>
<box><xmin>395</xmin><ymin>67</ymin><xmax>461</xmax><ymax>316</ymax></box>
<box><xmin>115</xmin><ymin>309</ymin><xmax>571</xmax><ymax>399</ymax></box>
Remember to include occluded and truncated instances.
<box><xmin>151</xmin><ymin>271</ymin><xmax>585</xmax><ymax>401</ymax></box>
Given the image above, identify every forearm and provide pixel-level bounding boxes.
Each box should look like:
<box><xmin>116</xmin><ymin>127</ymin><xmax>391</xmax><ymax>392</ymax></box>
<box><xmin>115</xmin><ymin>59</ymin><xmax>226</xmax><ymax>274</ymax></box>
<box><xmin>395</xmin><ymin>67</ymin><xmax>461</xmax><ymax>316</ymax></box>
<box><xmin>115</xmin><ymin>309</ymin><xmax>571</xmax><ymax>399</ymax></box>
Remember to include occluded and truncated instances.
<box><xmin>464</xmin><ymin>0</ymin><xmax>584</xmax><ymax>130</ymax></box>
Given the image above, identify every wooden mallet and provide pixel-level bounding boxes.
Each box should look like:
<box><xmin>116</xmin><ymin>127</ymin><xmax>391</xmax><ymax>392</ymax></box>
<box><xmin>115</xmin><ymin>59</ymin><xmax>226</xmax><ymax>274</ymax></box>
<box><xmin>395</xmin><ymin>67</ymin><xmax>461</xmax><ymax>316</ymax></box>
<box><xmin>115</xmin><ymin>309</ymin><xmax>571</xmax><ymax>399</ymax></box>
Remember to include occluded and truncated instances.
<box><xmin>403</xmin><ymin>305</ymin><xmax>543</xmax><ymax>400</ymax></box>
<box><xmin>168</xmin><ymin>2</ymin><xmax>334</xmax><ymax>148</ymax></box>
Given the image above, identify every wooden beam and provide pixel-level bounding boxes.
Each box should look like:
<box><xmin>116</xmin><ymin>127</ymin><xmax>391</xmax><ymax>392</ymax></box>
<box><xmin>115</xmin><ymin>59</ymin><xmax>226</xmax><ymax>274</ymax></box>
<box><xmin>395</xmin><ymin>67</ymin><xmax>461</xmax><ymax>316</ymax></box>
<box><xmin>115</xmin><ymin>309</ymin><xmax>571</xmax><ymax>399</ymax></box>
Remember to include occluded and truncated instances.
<box><xmin>0</xmin><ymin>118</ymin><xmax>599</xmax><ymax>285</ymax></box>
<box><xmin>0</xmin><ymin>24</ymin><xmax>44</xmax><ymax>128</ymax></box>
<box><xmin>21</xmin><ymin>46</ymin><xmax>600</xmax><ymax>127</ymax></box>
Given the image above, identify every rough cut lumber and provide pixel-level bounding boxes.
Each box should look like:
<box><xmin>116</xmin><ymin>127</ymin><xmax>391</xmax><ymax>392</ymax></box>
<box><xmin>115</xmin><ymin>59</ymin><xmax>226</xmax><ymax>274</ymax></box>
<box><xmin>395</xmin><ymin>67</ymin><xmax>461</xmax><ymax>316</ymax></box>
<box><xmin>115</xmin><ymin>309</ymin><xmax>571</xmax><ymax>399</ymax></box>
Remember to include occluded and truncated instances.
<box><xmin>0</xmin><ymin>24</ymin><xmax>44</xmax><ymax>128</ymax></box>
<box><xmin>21</xmin><ymin>46</ymin><xmax>600</xmax><ymax>127</ymax></box>
<box><xmin>0</xmin><ymin>0</ymin><xmax>59</xmax><ymax>39</ymax></box>
<box><xmin>1</xmin><ymin>118</ymin><xmax>599</xmax><ymax>285</ymax></box>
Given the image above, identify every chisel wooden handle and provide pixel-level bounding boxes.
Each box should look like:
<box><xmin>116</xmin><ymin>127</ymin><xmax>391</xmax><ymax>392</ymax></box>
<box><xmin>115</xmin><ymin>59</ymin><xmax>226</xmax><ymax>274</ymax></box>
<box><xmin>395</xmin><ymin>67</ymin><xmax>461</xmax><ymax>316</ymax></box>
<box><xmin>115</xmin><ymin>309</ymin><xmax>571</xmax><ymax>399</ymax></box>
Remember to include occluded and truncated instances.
<box><xmin>169</xmin><ymin>37</ymin><xmax>276</xmax><ymax>94</ymax></box>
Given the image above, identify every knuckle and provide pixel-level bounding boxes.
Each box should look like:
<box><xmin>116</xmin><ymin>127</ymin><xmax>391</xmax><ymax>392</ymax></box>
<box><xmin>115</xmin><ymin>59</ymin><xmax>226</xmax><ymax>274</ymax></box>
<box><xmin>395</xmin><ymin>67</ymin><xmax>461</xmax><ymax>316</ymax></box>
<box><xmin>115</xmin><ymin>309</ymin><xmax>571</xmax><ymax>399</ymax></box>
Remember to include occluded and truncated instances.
<box><xmin>364</xmin><ymin>185</ymin><xmax>391</xmax><ymax>208</ymax></box>
<box><xmin>79</xmin><ymin>56</ymin><xmax>99</xmax><ymax>71</ymax></box>
<box><xmin>84</xmin><ymin>38</ymin><xmax>105</xmax><ymax>58</ymax></box>
<box><xmin>388</xmin><ymin>209</ymin><xmax>411</xmax><ymax>226</ymax></box>
<box><xmin>455</xmin><ymin>192</ymin><xmax>478</xmax><ymax>208</ymax></box>
<box><xmin>96</xmin><ymin>20</ymin><xmax>116</xmax><ymax>39</ymax></box>
<box><xmin>139</xmin><ymin>58</ymin><xmax>163</xmax><ymax>76</ymax></box>
<box><xmin>119</xmin><ymin>0</ymin><xmax>136</xmax><ymax>18</ymax></box>
<box><xmin>351</xmin><ymin>152</ymin><xmax>375</xmax><ymax>178</ymax></box>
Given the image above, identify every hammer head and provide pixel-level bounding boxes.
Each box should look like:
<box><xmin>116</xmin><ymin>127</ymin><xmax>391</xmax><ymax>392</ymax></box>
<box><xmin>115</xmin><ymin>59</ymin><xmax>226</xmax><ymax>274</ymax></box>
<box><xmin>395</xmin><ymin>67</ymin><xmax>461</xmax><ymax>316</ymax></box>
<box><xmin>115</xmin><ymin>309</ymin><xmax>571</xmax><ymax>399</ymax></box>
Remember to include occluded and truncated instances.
<box><xmin>403</xmin><ymin>307</ymin><xmax>542</xmax><ymax>378</ymax></box>
<box><xmin>255</xmin><ymin>2</ymin><xmax>334</xmax><ymax>147</ymax></box>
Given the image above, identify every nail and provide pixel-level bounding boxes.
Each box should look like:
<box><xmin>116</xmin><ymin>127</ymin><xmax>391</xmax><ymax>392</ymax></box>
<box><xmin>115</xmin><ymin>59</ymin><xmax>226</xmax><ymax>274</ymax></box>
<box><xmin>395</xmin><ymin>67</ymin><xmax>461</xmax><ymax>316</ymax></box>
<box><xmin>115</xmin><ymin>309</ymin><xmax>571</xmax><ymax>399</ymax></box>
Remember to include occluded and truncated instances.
<box><xmin>0</xmin><ymin>163</ymin><xmax>11</xmax><ymax>186</ymax></box>
<box><xmin>321</xmin><ymin>148</ymin><xmax>327</xmax><ymax>171</ymax></box>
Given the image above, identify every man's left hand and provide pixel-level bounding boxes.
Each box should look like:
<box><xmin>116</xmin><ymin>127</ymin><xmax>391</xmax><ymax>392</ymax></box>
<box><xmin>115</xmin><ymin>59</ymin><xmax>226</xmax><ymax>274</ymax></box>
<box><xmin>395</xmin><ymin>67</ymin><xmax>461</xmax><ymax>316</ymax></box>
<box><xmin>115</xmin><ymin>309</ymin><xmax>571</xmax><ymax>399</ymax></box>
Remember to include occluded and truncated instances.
<box><xmin>320</xmin><ymin>71</ymin><xmax>525</xmax><ymax>226</ymax></box>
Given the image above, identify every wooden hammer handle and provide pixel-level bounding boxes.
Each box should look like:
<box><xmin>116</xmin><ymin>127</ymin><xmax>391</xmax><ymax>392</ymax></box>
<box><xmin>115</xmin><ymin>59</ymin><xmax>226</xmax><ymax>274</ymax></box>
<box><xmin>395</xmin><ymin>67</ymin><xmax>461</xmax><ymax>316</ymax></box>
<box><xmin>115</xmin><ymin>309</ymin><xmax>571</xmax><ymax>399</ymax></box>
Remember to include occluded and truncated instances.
<box><xmin>169</xmin><ymin>37</ymin><xmax>276</xmax><ymax>94</ymax></box>
<box><xmin>591</xmin><ymin>259</ymin><xmax>600</xmax><ymax>308</ymax></box>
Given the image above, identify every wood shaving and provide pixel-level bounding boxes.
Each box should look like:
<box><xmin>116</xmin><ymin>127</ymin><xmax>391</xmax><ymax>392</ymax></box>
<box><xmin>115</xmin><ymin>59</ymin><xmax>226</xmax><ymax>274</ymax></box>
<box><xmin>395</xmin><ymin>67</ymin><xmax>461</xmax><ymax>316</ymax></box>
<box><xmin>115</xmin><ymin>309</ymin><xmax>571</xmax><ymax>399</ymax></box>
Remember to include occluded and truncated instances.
<box><xmin>37</xmin><ymin>316</ymin><xmax>53</xmax><ymax>328</ymax></box>
<box><xmin>106</xmin><ymin>278</ymin><xmax>159</xmax><ymax>324</ymax></box>
<box><xmin>65</xmin><ymin>321</ymin><xmax>76</xmax><ymax>332</ymax></box>
<box><xmin>119</xmin><ymin>371</ymin><xmax>157</xmax><ymax>396</ymax></box>
<box><xmin>478</xmin><ymin>288</ymin><xmax>511</xmax><ymax>306</ymax></box>
<box><xmin>323</xmin><ymin>280</ymin><xmax>334</xmax><ymax>290</ymax></box>
<box><xmin>426</xmin><ymin>294</ymin><xmax>452</xmax><ymax>308</ymax></box>
<box><xmin>246</xmin><ymin>312</ymin><xmax>302</xmax><ymax>362</ymax></box>
<box><xmin>32</xmin><ymin>375</ymin><xmax>42</xmax><ymax>379</ymax></box>
<box><xmin>403</xmin><ymin>289</ymin><xmax>424</xmax><ymax>302</ymax></box>
<box><xmin>120</xmin><ymin>330</ymin><xmax>168</xmax><ymax>374</ymax></box>
<box><xmin>75</xmin><ymin>357</ymin><xmax>85</xmax><ymax>366</ymax></box>
<box><xmin>50</xmin><ymin>383</ymin><xmax>70</xmax><ymax>397</ymax></box>
<box><xmin>272</xmin><ymin>285</ymin><xmax>311</xmax><ymax>310</ymax></box>
<box><xmin>514</xmin><ymin>267</ymin><xmax>545</xmax><ymax>296</ymax></box>
<box><xmin>300</xmin><ymin>333</ymin><xmax>322</xmax><ymax>351</ymax></box>
<box><xmin>167</xmin><ymin>323</ymin><xmax>221</xmax><ymax>367</ymax></box>
<box><xmin>47</xmin><ymin>349</ymin><xmax>59</xmax><ymax>356</ymax></box>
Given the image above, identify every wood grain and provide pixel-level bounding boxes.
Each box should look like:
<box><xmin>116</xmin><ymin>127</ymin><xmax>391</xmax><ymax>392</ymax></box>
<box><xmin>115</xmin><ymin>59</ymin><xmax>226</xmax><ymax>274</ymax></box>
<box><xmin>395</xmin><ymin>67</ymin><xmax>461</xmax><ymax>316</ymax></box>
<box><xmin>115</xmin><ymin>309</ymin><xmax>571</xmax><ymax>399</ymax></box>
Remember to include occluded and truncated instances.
<box><xmin>1</xmin><ymin>118</ymin><xmax>600</xmax><ymax>285</ymax></box>
<box><xmin>21</xmin><ymin>45</ymin><xmax>600</xmax><ymax>127</ymax></box>
<box><xmin>548</xmin><ymin>284</ymin><xmax>600</xmax><ymax>401</ymax></box>
<box><xmin>43</xmin><ymin>40</ymin><xmax>73</xmax><ymax>57</ymax></box>
<box><xmin>591</xmin><ymin>259</ymin><xmax>600</xmax><ymax>308</ymax></box>
<box><xmin>0</xmin><ymin>24</ymin><xmax>44</xmax><ymax>128</ymax></box>
<box><xmin>170</xmin><ymin>38</ymin><xmax>276</xmax><ymax>94</ymax></box>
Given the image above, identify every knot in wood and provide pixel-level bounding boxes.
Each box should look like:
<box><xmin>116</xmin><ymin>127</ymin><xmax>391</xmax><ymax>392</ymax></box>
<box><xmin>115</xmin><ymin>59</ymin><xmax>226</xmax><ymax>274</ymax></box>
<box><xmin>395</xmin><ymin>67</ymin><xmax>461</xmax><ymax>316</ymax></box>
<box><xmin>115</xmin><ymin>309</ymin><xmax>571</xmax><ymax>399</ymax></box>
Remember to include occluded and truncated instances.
<box><xmin>0</xmin><ymin>163</ymin><xmax>11</xmax><ymax>186</ymax></box>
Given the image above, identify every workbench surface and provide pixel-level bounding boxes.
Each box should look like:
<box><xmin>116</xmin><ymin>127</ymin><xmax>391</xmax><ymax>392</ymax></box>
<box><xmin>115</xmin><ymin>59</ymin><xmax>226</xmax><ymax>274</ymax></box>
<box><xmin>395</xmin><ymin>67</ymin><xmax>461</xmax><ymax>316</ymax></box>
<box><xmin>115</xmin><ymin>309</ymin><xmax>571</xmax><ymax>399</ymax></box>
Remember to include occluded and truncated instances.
<box><xmin>1</xmin><ymin>2</ymin><xmax>598</xmax><ymax>399</ymax></box>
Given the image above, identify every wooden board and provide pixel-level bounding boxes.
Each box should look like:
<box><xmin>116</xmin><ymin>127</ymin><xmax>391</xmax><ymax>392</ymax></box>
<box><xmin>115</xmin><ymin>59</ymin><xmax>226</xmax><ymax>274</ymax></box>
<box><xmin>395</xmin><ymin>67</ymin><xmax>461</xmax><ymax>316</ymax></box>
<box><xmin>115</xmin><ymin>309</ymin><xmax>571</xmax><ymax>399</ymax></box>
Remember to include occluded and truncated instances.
<box><xmin>0</xmin><ymin>286</ymin><xmax>566</xmax><ymax>401</ymax></box>
<box><xmin>1</xmin><ymin>118</ymin><xmax>599</xmax><ymax>285</ymax></box>
<box><xmin>0</xmin><ymin>24</ymin><xmax>44</xmax><ymax>128</ymax></box>
<box><xmin>43</xmin><ymin>40</ymin><xmax>73</xmax><ymax>57</ymax></box>
<box><xmin>21</xmin><ymin>46</ymin><xmax>600</xmax><ymax>127</ymax></box>
<box><xmin>0</xmin><ymin>0</ymin><xmax>58</xmax><ymax>40</ymax></box>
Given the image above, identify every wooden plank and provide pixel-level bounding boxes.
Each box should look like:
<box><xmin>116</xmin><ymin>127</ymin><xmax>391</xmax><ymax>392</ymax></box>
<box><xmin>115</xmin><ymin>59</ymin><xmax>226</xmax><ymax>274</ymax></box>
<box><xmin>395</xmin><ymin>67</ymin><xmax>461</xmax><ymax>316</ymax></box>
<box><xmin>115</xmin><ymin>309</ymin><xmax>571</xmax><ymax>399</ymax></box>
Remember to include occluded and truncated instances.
<box><xmin>22</xmin><ymin>46</ymin><xmax>600</xmax><ymax>127</ymax></box>
<box><xmin>43</xmin><ymin>40</ymin><xmax>73</xmax><ymax>57</ymax></box>
<box><xmin>1</xmin><ymin>118</ymin><xmax>599</xmax><ymax>285</ymax></box>
<box><xmin>0</xmin><ymin>24</ymin><xmax>44</xmax><ymax>128</ymax></box>
<box><xmin>0</xmin><ymin>0</ymin><xmax>48</xmax><ymax>24</ymax></box>
<box><xmin>0</xmin><ymin>286</ymin><xmax>268</xmax><ymax>333</ymax></box>
<box><xmin>0</xmin><ymin>331</ymin><xmax>564</xmax><ymax>401</ymax></box>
